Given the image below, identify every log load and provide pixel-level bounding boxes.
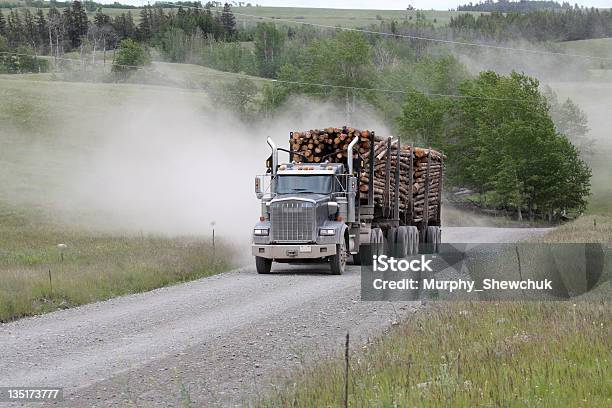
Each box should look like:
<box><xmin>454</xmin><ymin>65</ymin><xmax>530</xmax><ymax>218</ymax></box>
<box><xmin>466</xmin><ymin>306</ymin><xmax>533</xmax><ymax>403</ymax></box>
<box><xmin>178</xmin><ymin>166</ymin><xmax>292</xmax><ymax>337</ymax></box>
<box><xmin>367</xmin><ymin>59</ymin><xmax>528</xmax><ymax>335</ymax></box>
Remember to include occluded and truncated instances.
<box><xmin>288</xmin><ymin>127</ymin><xmax>445</xmax><ymax>224</ymax></box>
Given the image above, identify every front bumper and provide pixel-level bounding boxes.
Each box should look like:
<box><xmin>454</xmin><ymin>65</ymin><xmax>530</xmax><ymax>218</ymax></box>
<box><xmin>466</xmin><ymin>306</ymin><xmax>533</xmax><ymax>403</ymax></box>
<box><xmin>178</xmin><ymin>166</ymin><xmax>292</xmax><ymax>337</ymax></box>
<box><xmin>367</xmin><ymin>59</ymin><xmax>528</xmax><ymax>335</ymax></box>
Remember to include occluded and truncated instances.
<box><xmin>252</xmin><ymin>244</ymin><xmax>336</xmax><ymax>260</ymax></box>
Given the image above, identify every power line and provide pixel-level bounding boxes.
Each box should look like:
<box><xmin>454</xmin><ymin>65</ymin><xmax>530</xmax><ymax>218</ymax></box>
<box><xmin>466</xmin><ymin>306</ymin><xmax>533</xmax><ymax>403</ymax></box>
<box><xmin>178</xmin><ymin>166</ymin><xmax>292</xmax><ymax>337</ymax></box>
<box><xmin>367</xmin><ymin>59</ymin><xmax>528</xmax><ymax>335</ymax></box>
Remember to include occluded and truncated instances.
<box><xmin>157</xmin><ymin>2</ymin><xmax>612</xmax><ymax>62</ymax></box>
<box><xmin>0</xmin><ymin>50</ymin><xmax>541</xmax><ymax>103</ymax></box>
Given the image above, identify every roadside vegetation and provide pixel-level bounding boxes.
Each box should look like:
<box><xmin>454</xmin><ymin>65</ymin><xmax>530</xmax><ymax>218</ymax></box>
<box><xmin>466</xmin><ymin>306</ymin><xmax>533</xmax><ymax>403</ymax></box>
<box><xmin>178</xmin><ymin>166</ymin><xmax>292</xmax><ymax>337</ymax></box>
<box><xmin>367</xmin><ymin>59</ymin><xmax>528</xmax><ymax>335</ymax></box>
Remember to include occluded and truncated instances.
<box><xmin>261</xmin><ymin>301</ymin><xmax>610</xmax><ymax>407</ymax></box>
<box><xmin>0</xmin><ymin>206</ymin><xmax>233</xmax><ymax>322</ymax></box>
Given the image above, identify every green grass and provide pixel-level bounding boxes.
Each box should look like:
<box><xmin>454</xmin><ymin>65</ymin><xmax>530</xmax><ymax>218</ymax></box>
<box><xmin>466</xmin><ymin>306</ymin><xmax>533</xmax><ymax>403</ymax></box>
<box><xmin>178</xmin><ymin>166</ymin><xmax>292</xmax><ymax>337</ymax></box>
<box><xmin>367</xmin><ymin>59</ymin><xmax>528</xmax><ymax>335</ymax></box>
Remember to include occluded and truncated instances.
<box><xmin>532</xmin><ymin>214</ymin><xmax>612</xmax><ymax>244</ymax></box>
<box><xmin>558</xmin><ymin>38</ymin><xmax>612</xmax><ymax>65</ymax></box>
<box><xmin>0</xmin><ymin>206</ymin><xmax>234</xmax><ymax>322</ymax></box>
<box><xmin>0</xmin><ymin>74</ymin><xmax>239</xmax><ymax>322</ymax></box>
<box><xmin>261</xmin><ymin>301</ymin><xmax>611</xmax><ymax>407</ymax></box>
<box><xmin>7</xmin><ymin>5</ymin><xmax>481</xmax><ymax>28</ymax></box>
<box><xmin>262</xmin><ymin>207</ymin><xmax>611</xmax><ymax>406</ymax></box>
<box><xmin>225</xmin><ymin>6</ymin><xmax>481</xmax><ymax>28</ymax></box>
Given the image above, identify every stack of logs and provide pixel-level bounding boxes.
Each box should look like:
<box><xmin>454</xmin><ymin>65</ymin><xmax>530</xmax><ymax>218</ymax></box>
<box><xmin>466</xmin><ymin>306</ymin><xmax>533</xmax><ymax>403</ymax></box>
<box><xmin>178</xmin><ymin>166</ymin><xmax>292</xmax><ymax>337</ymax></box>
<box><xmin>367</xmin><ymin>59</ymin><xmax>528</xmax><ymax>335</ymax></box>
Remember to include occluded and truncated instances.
<box><xmin>289</xmin><ymin>127</ymin><xmax>444</xmax><ymax>223</ymax></box>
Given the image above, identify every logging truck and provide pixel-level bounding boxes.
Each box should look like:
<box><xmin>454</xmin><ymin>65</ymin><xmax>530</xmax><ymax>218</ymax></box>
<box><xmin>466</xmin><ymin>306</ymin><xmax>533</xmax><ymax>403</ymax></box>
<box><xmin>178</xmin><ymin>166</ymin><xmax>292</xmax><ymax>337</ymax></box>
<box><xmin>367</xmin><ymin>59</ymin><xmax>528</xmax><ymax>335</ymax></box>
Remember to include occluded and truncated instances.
<box><xmin>252</xmin><ymin>127</ymin><xmax>443</xmax><ymax>275</ymax></box>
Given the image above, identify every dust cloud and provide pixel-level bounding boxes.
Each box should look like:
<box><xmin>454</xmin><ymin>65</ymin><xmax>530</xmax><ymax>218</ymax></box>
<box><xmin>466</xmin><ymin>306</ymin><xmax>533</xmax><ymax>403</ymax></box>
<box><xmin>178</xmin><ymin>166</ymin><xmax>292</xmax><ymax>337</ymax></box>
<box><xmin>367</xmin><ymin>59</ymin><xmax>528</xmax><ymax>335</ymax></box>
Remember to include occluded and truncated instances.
<box><xmin>3</xmin><ymin>85</ymin><xmax>389</xmax><ymax>244</ymax></box>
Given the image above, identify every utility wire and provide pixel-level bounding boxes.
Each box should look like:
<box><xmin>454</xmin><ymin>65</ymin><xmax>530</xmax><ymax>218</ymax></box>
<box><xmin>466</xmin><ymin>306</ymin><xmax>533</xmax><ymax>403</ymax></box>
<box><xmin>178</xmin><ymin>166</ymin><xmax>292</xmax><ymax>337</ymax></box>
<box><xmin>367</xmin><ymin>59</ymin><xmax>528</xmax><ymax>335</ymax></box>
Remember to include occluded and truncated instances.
<box><xmin>0</xmin><ymin>51</ymin><xmax>540</xmax><ymax>103</ymax></box>
<box><xmin>157</xmin><ymin>2</ymin><xmax>612</xmax><ymax>62</ymax></box>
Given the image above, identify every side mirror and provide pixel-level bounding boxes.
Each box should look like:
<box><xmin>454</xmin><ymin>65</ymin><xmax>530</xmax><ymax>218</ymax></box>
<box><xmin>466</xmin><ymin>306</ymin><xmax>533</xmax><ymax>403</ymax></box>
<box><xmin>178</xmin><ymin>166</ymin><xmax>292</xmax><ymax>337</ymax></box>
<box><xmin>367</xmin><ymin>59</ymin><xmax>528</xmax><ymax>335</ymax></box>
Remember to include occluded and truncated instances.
<box><xmin>255</xmin><ymin>175</ymin><xmax>264</xmax><ymax>199</ymax></box>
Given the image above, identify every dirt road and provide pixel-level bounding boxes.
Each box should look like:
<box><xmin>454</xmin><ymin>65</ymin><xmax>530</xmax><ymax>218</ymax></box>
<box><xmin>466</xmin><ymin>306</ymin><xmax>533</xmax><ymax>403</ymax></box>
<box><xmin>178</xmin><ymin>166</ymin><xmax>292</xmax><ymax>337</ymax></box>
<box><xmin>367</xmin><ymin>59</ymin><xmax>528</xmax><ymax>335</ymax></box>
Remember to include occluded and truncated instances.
<box><xmin>0</xmin><ymin>227</ymin><xmax>550</xmax><ymax>407</ymax></box>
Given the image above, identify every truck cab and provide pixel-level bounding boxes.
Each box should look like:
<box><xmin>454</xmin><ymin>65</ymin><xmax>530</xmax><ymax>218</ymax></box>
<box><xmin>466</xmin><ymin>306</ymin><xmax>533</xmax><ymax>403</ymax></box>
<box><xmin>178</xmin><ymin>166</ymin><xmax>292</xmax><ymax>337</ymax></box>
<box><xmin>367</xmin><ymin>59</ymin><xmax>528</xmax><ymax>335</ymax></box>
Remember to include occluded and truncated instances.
<box><xmin>252</xmin><ymin>143</ymin><xmax>359</xmax><ymax>275</ymax></box>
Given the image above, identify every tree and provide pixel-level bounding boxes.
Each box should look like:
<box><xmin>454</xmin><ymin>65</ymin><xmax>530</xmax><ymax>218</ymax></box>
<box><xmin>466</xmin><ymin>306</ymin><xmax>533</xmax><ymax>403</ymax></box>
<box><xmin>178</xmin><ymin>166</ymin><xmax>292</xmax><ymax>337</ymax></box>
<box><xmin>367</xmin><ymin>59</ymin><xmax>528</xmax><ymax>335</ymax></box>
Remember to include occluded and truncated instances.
<box><xmin>35</xmin><ymin>9</ymin><xmax>48</xmax><ymax>53</ymax></box>
<box><xmin>0</xmin><ymin>10</ymin><xmax>6</xmax><ymax>39</ymax></box>
<box><xmin>396</xmin><ymin>71</ymin><xmax>592</xmax><ymax>219</ymax></box>
<box><xmin>396</xmin><ymin>89</ymin><xmax>450</xmax><ymax>147</ymax></box>
<box><xmin>112</xmin><ymin>38</ymin><xmax>149</xmax><ymax>77</ymax></box>
<box><xmin>544</xmin><ymin>86</ymin><xmax>594</xmax><ymax>159</ymax></box>
<box><xmin>22</xmin><ymin>9</ymin><xmax>37</xmax><ymax>50</ymax></box>
<box><xmin>47</xmin><ymin>7</ymin><xmax>63</xmax><ymax>61</ymax></box>
<box><xmin>6</xmin><ymin>9</ymin><xmax>22</xmax><ymax>48</ymax></box>
<box><xmin>254</xmin><ymin>22</ymin><xmax>284</xmax><ymax>77</ymax></box>
<box><xmin>215</xmin><ymin>76</ymin><xmax>257</xmax><ymax>118</ymax></box>
<box><xmin>137</xmin><ymin>6</ymin><xmax>152</xmax><ymax>41</ymax></box>
<box><xmin>219</xmin><ymin>2</ymin><xmax>235</xmax><ymax>39</ymax></box>
<box><xmin>160</xmin><ymin>26</ymin><xmax>187</xmax><ymax>62</ymax></box>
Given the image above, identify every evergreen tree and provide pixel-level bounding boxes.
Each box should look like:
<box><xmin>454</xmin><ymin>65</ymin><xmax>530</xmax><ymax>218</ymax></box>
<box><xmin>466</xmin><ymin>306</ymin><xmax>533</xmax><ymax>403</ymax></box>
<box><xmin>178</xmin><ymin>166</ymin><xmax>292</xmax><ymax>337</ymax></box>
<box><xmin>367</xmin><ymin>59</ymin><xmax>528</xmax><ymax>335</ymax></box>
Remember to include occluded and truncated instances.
<box><xmin>22</xmin><ymin>9</ymin><xmax>37</xmax><ymax>49</ymax></box>
<box><xmin>72</xmin><ymin>0</ymin><xmax>88</xmax><ymax>44</ymax></box>
<box><xmin>0</xmin><ymin>9</ymin><xmax>6</xmax><ymax>38</ymax></box>
<box><xmin>138</xmin><ymin>6</ymin><xmax>151</xmax><ymax>41</ymax></box>
<box><xmin>93</xmin><ymin>8</ymin><xmax>110</xmax><ymax>28</ymax></box>
<box><xmin>6</xmin><ymin>10</ymin><xmax>22</xmax><ymax>48</ymax></box>
<box><xmin>219</xmin><ymin>2</ymin><xmax>235</xmax><ymax>39</ymax></box>
<box><xmin>35</xmin><ymin>9</ymin><xmax>48</xmax><ymax>51</ymax></box>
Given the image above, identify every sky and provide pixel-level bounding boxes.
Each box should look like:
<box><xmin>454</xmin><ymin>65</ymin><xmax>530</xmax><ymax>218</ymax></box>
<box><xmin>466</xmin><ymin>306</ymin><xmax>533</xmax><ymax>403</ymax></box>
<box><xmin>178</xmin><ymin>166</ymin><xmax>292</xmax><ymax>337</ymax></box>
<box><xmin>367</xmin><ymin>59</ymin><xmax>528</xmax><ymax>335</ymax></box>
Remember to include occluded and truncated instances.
<box><xmin>120</xmin><ymin>0</ymin><xmax>612</xmax><ymax>9</ymax></box>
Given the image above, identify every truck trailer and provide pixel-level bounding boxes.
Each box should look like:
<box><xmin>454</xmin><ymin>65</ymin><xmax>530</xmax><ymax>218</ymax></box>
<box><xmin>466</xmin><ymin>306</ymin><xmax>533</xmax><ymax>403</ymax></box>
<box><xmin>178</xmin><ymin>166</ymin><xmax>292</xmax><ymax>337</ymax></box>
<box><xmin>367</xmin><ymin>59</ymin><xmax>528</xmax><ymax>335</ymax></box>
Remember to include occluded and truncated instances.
<box><xmin>252</xmin><ymin>127</ymin><xmax>443</xmax><ymax>275</ymax></box>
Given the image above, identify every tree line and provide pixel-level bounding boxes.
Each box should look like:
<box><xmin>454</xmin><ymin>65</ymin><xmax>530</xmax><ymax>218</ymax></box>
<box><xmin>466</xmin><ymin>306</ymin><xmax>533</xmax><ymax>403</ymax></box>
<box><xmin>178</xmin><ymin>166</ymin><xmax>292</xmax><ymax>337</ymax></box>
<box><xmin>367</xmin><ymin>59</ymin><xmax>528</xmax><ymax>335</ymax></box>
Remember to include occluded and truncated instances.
<box><xmin>449</xmin><ymin>6</ymin><xmax>612</xmax><ymax>42</ymax></box>
<box><xmin>0</xmin><ymin>1</ymin><xmax>238</xmax><ymax>59</ymax></box>
<box><xmin>458</xmin><ymin>1</ymin><xmax>573</xmax><ymax>12</ymax></box>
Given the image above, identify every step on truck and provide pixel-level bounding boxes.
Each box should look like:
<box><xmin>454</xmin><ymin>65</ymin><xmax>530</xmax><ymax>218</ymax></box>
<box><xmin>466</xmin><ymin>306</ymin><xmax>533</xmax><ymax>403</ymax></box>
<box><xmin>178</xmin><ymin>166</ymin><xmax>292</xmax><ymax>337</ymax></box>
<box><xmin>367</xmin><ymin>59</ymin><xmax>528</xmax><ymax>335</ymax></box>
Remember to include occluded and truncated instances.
<box><xmin>252</xmin><ymin>127</ymin><xmax>444</xmax><ymax>275</ymax></box>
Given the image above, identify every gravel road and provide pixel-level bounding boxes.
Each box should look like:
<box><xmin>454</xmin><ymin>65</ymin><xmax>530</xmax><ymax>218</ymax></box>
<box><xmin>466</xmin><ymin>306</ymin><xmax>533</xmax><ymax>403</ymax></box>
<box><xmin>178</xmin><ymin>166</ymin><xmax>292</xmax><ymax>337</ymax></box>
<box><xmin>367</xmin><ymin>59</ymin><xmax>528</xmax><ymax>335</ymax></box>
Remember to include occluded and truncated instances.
<box><xmin>0</xmin><ymin>227</ymin><xmax>550</xmax><ymax>407</ymax></box>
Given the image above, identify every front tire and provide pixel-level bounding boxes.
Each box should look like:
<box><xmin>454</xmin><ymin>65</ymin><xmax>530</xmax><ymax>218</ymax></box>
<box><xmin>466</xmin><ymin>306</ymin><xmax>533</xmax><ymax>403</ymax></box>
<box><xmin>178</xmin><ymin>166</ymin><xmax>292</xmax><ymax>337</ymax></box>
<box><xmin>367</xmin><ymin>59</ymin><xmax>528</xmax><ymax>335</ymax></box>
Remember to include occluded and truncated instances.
<box><xmin>255</xmin><ymin>256</ymin><xmax>272</xmax><ymax>274</ymax></box>
<box><xmin>329</xmin><ymin>241</ymin><xmax>348</xmax><ymax>275</ymax></box>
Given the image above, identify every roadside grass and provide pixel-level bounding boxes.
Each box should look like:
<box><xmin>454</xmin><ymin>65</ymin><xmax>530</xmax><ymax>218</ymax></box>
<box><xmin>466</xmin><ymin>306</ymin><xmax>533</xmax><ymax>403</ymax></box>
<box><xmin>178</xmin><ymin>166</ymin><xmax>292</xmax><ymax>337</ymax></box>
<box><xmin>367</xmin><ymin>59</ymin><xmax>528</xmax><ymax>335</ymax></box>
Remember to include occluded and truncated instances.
<box><xmin>261</xmin><ymin>301</ymin><xmax>610</xmax><ymax>407</ymax></box>
<box><xmin>262</xmin><ymin>207</ymin><xmax>611</xmax><ymax>407</ymax></box>
<box><xmin>531</xmin><ymin>214</ymin><xmax>612</xmax><ymax>244</ymax></box>
<box><xmin>0</xmin><ymin>207</ymin><xmax>234</xmax><ymax>322</ymax></box>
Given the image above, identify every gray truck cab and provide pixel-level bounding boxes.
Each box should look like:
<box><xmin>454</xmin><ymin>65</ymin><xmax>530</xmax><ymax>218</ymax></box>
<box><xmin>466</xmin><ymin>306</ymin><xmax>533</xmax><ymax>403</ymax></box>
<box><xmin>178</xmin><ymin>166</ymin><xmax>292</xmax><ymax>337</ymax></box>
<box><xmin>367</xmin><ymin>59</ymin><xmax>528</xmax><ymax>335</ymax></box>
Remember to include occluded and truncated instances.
<box><xmin>252</xmin><ymin>138</ymin><xmax>359</xmax><ymax>275</ymax></box>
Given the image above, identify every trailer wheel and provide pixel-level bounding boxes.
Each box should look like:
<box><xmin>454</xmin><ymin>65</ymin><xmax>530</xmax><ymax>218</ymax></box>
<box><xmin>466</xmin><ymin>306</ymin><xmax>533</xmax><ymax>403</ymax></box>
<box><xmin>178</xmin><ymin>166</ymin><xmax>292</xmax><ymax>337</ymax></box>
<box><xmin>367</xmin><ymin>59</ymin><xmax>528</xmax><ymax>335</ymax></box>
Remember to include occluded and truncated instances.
<box><xmin>255</xmin><ymin>256</ymin><xmax>272</xmax><ymax>274</ymax></box>
<box><xmin>386</xmin><ymin>227</ymin><xmax>397</xmax><ymax>256</ymax></box>
<box><xmin>425</xmin><ymin>226</ymin><xmax>440</xmax><ymax>253</ymax></box>
<box><xmin>329</xmin><ymin>240</ymin><xmax>347</xmax><ymax>275</ymax></box>
<box><xmin>374</xmin><ymin>228</ymin><xmax>385</xmax><ymax>258</ymax></box>
<box><xmin>395</xmin><ymin>227</ymin><xmax>408</xmax><ymax>258</ymax></box>
<box><xmin>407</xmin><ymin>226</ymin><xmax>419</xmax><ymax>255</ymax></box>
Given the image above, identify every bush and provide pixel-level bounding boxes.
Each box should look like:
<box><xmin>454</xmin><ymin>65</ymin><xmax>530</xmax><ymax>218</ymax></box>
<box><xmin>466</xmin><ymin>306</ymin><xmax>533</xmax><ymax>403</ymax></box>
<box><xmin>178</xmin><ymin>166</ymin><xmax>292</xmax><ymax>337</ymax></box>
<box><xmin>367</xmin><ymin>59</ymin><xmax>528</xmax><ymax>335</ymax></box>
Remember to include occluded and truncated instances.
<box><xmin>0</xmin><ymin>44</ymin><xmax>49</xmax><ymax>74</ymax></box>
<box><xmin>112</xmin><ymin>38</ymin><xmax>150</xmax><ymax>78</ymax></box>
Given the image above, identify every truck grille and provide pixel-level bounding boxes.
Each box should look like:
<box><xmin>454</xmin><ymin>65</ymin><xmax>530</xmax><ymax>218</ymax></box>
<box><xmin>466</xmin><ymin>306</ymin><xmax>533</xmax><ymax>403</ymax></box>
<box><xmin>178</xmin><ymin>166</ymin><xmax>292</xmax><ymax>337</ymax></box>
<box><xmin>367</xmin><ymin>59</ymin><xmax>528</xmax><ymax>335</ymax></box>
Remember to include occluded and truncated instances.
<box><xmin>270</xmin><ymin>201</ymin><xmax>315</xmax><ymax>242</ymax></box>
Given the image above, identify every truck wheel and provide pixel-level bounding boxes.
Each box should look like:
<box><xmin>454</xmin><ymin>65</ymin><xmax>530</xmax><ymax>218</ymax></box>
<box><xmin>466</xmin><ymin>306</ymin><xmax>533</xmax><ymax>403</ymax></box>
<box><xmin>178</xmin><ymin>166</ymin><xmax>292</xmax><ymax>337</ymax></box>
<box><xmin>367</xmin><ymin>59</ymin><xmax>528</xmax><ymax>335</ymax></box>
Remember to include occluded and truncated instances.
<box><xmin>255</xmin><ymin>257</ymin><xmax>272</xmax><ymax>274</ymax></box>
<box><xmin>407</xmin><ymin>226</ymin><xmax>419</xmax><ymax>255</ymax></box>
<box><xmin>374</xmin><ymin>228</ymin><xmax>385</xmax><ymax>258</ymax></box>
<box><xmin>395</xmin><ymin>227</ymin><xmax>408</xmax><ymax>258</ymax></box>
<box><xmin>386</xmin><ymin>227</ymin><xmax>397</xmax><ymax>256</ymax></box>
<box><xmin>329</xmin><ymin>240</ymin><xmax>347</xmax><ymax>275</ymax></box>
<box><xmin>425</xmin><ymin>226</ymin><xmax>440</xmax><ymax>253</ymax></box>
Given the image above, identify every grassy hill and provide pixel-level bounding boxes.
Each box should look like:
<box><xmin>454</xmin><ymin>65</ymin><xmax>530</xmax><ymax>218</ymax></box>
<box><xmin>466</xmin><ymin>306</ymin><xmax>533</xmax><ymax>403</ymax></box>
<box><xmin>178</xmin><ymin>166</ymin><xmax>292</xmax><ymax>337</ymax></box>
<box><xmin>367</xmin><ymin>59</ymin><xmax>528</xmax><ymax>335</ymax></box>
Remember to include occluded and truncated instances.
<box><xmin>2</xmin><ymin>4</ymin><xmax>480</xmax><ymax>27</ymax></box>
<box><xmin>0</xmin><ymin>73</ymin><xmax>234</xmax><ymax>322</ymax></box>
<box><xmin>224</xmin><ymin>6</ymin><xmax>481</xmax><ymax>28</ymax></box>
<box><xmin>558</xmin><ymin>37</ymin><xmax>612</xmax><ymax>63</ymax></box>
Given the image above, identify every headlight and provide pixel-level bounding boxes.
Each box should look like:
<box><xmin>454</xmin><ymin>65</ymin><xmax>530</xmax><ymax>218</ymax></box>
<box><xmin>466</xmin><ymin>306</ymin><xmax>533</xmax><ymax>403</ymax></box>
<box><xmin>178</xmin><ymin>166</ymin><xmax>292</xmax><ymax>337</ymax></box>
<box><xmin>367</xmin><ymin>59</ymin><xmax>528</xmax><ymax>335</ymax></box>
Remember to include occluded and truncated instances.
<box><xmin>254</xmin><ymin>228</ymin><xmax>269</xmax><ymax>236</ymax></box>
<box><xmin>319</xmin><ymin>228</ymin><xmax>335</xmax><ymax>236</ymax></box>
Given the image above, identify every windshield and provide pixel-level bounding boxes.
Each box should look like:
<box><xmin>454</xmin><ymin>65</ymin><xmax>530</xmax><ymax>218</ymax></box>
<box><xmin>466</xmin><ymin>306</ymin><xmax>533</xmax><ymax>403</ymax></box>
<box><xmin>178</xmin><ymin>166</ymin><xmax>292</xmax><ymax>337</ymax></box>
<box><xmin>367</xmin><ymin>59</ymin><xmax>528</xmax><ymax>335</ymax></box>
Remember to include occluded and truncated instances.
<box><xmin>276</xmin><ymin>175</ymin><xmax>332</xmax><ymax>195</ymax></box>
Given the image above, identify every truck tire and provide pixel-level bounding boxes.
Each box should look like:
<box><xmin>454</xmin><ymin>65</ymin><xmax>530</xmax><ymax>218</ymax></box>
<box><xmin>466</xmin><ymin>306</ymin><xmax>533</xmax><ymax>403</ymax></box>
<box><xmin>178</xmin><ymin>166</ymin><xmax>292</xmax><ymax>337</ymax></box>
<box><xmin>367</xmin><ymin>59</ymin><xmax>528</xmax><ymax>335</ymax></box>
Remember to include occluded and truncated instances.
<box><xmin>386</xmin><ymin>227</ymin><xmax>397</xmax><ymax>256</ymax></box>
<box><xmin>255</xmin><ymin>256</ymin><xmax>272</xmax><ymax>274</ymax></box>
<box><xmin>425</xmin><ymin>226</ymin><xmax>440</xmax><ymax>253</ymax></box>
<box><xmin>354</xmin><ymin>228</ymin><xmax>379</xmax><ymax>266</ymax></box>
<box><xmin>374</xmin><ymin>228</ymin><xmax>385</xmax><ymax>258</ymax></box>
<box><xmin>329</xmin><ymin>240</ymin><xmax>347</xmax><ymax>275</ymax></box>
<box><xmin>395</xmin><ymin>226</ymin><xmax>408</xmax><ymax>258</ymax></box>
<box><xmin>407</xmin><ymin>226</ymin><xmax>419</xmax><ymax>255</ymax></box>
